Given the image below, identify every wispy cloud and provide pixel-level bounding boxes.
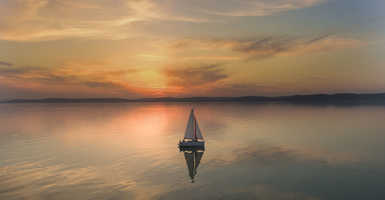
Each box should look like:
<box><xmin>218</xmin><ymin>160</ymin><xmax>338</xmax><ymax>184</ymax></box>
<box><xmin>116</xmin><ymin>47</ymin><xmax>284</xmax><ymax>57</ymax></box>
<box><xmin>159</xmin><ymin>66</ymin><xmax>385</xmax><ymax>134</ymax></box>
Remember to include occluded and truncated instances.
<box><xmin>0</xmin><ymin>61</ymin><xmax>13</xmax><ymax>67</ymax></box>
<box><xmin>0</xmin><ymin>62</ymin><xmax>141</xmax><ymax>96</ymax></box>
<box><xmin>165</xmin><ymin>64</ymin><xmax>228</xmax><ymax>88</ymax></box>
<box><xmin>230</xmin><ymin>36</ymin><xmax>295</xmax><ymax>59</ymax></box>
<box><xmin>0</xmin><ymin>0</ymin><xmax>326</xmax><ymax>41</ymax></box>
<box><xmin>0</xmin><ymin>0</ymin><xmax>210</xmax><ymax>41</ymax></box>
<box><xmin>206</xmin><ymin>83</ymin><xmax>282</xmax><ymax>96</ymax></box>
<box><xmin>170</xmin><ymin>35</ymin><xmax>364</xmax><ymax>60</ymax></box>
<box><xmin>163</xmin><ymin>65</ymin><xmax>287</xmax><ymax>97</ymax></box>
<box><xmin>198</xmin><ymin>0</ymin><xmax>325</xmax><ymax>16</ymax></box>
<box><xmin>0</xmin><ymin>0</ymin><xmax>141</xmax><ymax>41</ymax></box>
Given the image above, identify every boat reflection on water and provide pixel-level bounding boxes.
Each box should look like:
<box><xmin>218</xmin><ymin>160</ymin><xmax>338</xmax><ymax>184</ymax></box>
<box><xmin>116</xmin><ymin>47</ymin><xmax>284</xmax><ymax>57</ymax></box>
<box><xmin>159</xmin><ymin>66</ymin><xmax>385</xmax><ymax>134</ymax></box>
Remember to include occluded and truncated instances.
<box><xmin>179</xmin><ymin>109</ymin><xmax>205</xmax><ymax>183</ymax></box>
<box><xmin>180</xmin><ymin>147</ymin><xmax>205</xmax><ymax>183</ymax></box>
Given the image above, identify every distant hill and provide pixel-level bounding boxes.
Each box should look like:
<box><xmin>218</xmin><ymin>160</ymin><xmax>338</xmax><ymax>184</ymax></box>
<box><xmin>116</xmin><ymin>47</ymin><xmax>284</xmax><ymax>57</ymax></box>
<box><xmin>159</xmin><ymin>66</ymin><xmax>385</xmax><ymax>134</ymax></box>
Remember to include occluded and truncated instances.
<box><xmin>2</xmin><ymin>93</ymin><xmax>385</xmax><ymax>105</ymax></box>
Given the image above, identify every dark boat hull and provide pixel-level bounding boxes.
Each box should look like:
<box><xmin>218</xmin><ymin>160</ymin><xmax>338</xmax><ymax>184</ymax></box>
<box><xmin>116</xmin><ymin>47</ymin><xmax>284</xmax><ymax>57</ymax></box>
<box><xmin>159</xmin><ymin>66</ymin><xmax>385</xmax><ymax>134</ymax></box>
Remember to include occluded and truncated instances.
<box><xmin>178</xmin><ymin>141</ymin><xmax>205</xmax><ymax>150</ymax></box>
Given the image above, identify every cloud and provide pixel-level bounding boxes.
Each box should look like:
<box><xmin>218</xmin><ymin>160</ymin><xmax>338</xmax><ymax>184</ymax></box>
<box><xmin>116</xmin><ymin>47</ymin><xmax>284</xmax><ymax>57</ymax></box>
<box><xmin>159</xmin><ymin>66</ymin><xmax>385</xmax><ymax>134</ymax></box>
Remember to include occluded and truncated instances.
<box><xmin>163</xmin><ymin>66</ymin><xmax>286</xmax><ymax>97</ymax></box>
<box><xmin>0</xmin><ymin>61</ymin><xmax>13</xmax><ymax>67</ymax></box>
<box><xmin>206</xmin><ymin>83</ymin><xmax>282</xmax><ymax>96</ymax></box>
<box><xmin>197</xmin><ymin>0</ymin><xmax>325</xmax><ymax>16</ymax></box>
<box><xmin>0</xmin><ymin>65</ymin><xmax>128</xmax><ymax>88</ymax></box>
<box><xmin>154</xmin><ymin>0</ymin><xmax>325</xmax><ymax>22</ymax></box>
<box><xmin>0</xmin><ymin>0</ymin><xmax>134</xmax><ymax>41</ymax></box>
<box><xmin>0</xmin><ymin>0</ymin><xmax>210</xmax><ymax>41</ymax></box>
<box><xmin>83</xmin><ymin>81</ymin><xmax>120</xmax><ymax>88</ymax></box>
<box><xmin>170</xmin><ymin>35</ymin><xmax>364</xmax><ymax>61</ymax></box>
<box><xmin>1</xmin><ymin>62</ymin><xmax>266</xmax><ymax>98</ymax></box>
<box><xmin>230</xmin><ymin>36</ymin><xmax>295</xmax><ymax>59</ymax></box>
<box><xmin>296</xmin><ymin>35</ymin><xmax>364</xmax><ymax>54</ymax></box>
<box><xmin>165</xmin><ymin>64</ymin><xmax>228</xmax><ymax>87</ymax></box>
<box><xmin>0</xmin><ymin>0</ymin><xmax>326</xmax><ymax>41</ymax></box>
<box><xmin>0</xmin><ymin>0</ymin><xmax>145</xmax><ymax>41</ymax></box>
<box><xmin>0</xmin><ymin>62</ymin><xmax>144</xmax><ymax>99</ymax></box>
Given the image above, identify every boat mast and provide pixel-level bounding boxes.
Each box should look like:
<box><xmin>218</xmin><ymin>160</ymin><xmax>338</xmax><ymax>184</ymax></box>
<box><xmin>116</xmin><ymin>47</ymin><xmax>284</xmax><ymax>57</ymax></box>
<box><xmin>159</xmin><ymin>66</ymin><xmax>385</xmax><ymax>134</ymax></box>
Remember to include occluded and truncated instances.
<box><xmin>194</xmin><ymin>116</ymin><xmax>197</xmax><ymax>141</ymax></box>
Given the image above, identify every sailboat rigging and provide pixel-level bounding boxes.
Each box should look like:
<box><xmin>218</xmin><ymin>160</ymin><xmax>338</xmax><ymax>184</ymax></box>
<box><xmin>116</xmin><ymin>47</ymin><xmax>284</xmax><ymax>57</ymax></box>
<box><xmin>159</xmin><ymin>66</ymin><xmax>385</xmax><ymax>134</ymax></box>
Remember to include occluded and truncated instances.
<box><xmin>178</xmin><ymin>108</ymin><xmax>205</xmax><ymax>149</ymax></box>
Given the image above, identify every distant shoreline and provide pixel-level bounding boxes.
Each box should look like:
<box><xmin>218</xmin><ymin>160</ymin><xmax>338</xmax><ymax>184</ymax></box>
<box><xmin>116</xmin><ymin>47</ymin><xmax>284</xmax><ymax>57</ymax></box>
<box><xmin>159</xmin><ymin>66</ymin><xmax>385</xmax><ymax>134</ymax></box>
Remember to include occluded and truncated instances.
<box><xmin>1</xmin><ymin>93</ymin><xmax>385</xmax><ymax>105</ymax></box>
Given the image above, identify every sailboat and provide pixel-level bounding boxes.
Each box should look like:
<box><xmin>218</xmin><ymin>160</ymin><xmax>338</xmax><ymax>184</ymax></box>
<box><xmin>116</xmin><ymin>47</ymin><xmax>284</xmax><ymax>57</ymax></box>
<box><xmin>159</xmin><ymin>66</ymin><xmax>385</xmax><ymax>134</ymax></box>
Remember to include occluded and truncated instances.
<box><xmin>183</xmin><ymin>149</ymin><xmax>204</xmax><ymax>183</ymax></box>
<box><xmin>178</xmin><ymin>108</ymin><xmax>205</xmax><ymax>149</ymax></box>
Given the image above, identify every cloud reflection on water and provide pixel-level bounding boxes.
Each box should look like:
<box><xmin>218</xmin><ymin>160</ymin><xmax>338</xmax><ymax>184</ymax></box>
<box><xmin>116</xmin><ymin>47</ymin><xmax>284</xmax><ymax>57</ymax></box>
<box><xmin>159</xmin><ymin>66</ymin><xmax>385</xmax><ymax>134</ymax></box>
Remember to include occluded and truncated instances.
<box><xmin>160</xmin><ymin>143</ymin><xmax>385</xmax><ymax>200</ymax></box>
<box><xmin>1</xmin><ymin>103</ymin><xmax>385</xmax><ymax>200</ymax></box>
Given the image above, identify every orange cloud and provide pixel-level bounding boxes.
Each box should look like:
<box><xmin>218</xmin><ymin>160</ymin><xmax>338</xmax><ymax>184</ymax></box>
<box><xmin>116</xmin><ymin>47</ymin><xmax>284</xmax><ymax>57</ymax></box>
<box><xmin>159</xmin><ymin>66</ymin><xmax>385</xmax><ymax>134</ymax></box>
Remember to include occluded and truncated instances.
<box><xmin>165</xmin><ymin>64</ymin><xmax>228</xmax><ymax>87</ymax></box>
<box><xmin>0</xmin><ymin>0</ymin><xmax>210</xmax><ymax>41</ymax></box>
<box><xmin>0</xmin><ymin>61</ymin><xmax>151</xmax><ymax>98</ymax></box>
<box><xmin>0</xmin><ymin>0</ymin><xmax>327</xmax><ymax>41</ymax></box>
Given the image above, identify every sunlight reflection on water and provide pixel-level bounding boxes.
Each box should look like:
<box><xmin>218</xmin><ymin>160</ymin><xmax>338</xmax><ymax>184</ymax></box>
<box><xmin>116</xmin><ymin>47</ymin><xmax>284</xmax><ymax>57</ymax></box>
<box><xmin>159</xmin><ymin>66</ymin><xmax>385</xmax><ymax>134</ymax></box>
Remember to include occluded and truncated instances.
<box><xmin>1</xmin><ymin>103</ymin><xmax>385</xmax><ymax>200</ymax></box>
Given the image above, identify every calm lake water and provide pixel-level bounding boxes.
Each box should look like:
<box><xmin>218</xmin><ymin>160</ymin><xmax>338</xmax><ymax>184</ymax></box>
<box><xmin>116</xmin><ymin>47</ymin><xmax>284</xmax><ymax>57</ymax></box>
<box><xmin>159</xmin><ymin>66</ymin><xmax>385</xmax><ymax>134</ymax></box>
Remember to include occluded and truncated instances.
<box><xmin>1</xmin><ymin>103</ymin><xmax>385</xmax><ymax>200</ymax></box>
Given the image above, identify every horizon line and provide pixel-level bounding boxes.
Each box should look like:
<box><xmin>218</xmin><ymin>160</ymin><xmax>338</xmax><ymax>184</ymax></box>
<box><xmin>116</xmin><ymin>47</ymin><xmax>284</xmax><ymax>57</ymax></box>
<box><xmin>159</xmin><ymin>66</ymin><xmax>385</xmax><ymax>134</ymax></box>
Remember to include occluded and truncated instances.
<box><xmin>2</xmin><ymin>92</ymin><xmax>385</xmax><ymax>104</ymax></box>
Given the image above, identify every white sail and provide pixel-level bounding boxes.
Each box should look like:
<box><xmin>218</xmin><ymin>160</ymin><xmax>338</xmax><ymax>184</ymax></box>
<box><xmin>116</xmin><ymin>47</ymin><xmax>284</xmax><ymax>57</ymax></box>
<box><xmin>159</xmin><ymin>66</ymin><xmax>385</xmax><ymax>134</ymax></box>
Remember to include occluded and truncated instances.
<box><xmin>184</xmin><ymin>109</ymin><xmax>204</xmax><ymax>140</ymax></box>
<box><xmin>195</xmin><ymin>120</ymin><xmax>203</xmax><ymax>140</ymax></box>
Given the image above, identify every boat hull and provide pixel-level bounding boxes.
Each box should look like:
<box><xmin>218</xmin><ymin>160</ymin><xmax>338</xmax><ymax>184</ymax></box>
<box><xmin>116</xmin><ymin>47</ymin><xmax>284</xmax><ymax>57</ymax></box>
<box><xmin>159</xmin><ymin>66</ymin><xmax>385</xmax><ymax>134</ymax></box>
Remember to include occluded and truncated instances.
<box><xmin>179</xmin><ymin>141</ymin><xmax>205</xmax><ymax>150</ymax></box>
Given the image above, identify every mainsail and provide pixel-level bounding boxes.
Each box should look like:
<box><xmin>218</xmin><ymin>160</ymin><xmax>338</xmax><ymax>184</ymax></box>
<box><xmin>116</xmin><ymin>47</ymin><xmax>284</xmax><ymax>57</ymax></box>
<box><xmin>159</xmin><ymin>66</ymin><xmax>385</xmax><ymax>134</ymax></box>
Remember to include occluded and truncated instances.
<box><xmin>184</xmin><ymin>109</ymin><xmax>203</xmax><ymax>140</ymax></box>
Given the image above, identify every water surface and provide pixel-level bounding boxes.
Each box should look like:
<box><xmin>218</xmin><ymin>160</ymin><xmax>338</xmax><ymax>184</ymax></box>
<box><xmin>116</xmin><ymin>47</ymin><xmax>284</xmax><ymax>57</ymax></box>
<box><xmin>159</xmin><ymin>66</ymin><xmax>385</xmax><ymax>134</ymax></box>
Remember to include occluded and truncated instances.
<box><xmin>1</xmin><ymin>103</ymin><xmax>385</xmax><ymax>200</ymax></box>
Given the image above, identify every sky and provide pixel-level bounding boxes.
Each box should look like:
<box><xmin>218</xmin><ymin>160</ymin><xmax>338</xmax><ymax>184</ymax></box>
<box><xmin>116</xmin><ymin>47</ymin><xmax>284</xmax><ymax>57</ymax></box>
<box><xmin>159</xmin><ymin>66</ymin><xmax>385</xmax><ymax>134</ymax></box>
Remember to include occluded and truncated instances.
<box><xmin>0</xmin><ymin>0</ymin><xmax>384</xmax><ymax>99</ymax></box>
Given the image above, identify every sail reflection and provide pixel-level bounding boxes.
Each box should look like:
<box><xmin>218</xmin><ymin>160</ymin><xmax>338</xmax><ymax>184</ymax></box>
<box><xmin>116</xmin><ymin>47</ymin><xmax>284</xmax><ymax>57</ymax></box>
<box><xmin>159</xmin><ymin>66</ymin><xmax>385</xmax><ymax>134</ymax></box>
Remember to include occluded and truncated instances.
<box><xmin>182</xmin><ymin>148</ymin><xmax>205</xmax><ymax>183</ymax></box>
